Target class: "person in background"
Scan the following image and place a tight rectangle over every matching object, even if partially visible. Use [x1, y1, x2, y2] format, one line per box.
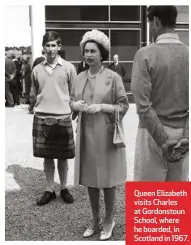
[109, 54, 126, 80]
[29, 50, 46, 113]
[13, 54, 22, 105]
[31, 31, 76, 206]
[77, 56, 89, 74]
[21, 55, 31, 104]
[58, 46, 66, 59]
[5, 51, 16, 107]
[131, 6, 189, 181]
[32, 50, 46, 69]
[70, 29, 128, 240]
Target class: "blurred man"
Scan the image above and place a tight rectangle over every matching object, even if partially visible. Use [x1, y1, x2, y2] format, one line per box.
[77, 56, 89, 74]
[13, 54, 22, 105]
[109, 54, 126, 79]
[5, 51, 16, 107]
[21, 55, 31, 104]
[32, 50, 46, 69]
[131, 6, 189, 181]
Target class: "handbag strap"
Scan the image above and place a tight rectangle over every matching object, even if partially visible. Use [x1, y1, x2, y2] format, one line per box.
[107, 69, 116, 104]
[115, 109, 120, 123]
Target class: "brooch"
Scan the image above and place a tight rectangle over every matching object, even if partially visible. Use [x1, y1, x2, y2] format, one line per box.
[105, 76, 112, 86]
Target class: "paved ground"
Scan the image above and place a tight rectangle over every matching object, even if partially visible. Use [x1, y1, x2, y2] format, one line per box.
[5, 104, 138, 241]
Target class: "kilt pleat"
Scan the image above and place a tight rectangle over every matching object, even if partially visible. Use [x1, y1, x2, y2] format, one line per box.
[32, 115, 75, 159]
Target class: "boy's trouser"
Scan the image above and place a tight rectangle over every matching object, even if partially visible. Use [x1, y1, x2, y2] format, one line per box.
[134, 126, 189, 181]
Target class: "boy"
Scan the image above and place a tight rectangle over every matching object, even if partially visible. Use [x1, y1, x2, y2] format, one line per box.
[31, 31, 77, 205]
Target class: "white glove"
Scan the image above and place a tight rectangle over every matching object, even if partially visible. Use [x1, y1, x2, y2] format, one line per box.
[73, 100, 88, 112]
[101, 104, 115, 114]
[86, 104, 102, 114]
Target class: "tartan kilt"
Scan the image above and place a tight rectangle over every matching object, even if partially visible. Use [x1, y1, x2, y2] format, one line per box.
[32, 115, 75, 159]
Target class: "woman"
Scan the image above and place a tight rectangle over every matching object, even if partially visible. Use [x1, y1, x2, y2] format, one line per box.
[70, 29, 128, 240]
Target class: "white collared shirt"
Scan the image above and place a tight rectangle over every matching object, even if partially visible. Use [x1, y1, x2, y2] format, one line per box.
[156, 33, 182, 44]
[43, 55, 63, 74]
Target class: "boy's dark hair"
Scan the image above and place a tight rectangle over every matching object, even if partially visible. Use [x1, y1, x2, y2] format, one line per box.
[42, 31, 62, 46]
[83, 40, 109, 61]
[147, 6, 177, 28]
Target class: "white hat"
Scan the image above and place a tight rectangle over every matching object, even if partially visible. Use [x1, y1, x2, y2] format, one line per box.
[80, 29, 110, 53]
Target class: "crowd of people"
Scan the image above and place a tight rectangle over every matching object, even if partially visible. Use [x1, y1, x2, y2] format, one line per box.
[5, 46, 126, 114]
[5, 51, 32, 107]
[5, 6, 189, 241]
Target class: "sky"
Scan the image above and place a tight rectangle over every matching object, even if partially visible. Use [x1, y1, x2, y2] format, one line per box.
[4, 5, 31, 47]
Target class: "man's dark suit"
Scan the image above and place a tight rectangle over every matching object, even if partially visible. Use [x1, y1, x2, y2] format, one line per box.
[77, 61, 89, 74]
[32, 56, 46, 69]
[13, 59, 22, 104]
[5, 57, 16, 106]
[109, 62, 126, 79]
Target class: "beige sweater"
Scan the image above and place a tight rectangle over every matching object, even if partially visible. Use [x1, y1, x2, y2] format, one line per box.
[131, 33, 189, 146]
[31, 58, 77, 117]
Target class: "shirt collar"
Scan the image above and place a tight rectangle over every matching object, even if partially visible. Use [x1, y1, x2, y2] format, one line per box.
[43, 55, 63, 67]
[156, 33, 182, 44]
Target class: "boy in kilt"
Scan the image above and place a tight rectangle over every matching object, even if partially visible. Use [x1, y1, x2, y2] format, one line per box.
[31, 31, 77, 205]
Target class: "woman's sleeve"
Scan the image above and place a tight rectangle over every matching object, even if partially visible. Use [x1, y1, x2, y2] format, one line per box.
[102, 73, 129, 118]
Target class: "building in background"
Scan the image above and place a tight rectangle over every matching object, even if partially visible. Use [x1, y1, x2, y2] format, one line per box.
[30, 5, 189, 97]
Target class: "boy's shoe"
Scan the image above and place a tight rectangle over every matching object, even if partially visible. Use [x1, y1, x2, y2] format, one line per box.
[36, 191, 56, 206]
[60, 188, 74, 203]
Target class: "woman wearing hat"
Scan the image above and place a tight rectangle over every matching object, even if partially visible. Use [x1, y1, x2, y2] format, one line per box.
[70, 29, 128, 240]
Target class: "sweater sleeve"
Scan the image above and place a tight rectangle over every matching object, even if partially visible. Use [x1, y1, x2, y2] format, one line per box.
[68, 64, 77, 94]
[30, 69, 39, 99]
[69, 75, 77, 109]
[131, 49, 168, 146]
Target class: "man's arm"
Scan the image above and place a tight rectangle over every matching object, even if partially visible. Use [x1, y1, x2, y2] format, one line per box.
[5, 71, 10, 78]
[168, 115, 189, 161]
[131, 49, 168, 147]
[182, 115, 189, 139]
[11, 62, 17, 79]
[121, 64, 126, 78]
[108, 63, 114, 71]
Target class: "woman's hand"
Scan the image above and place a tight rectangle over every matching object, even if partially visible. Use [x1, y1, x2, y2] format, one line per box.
[86, 104, 102, 114]
[73, 100, 88, 112]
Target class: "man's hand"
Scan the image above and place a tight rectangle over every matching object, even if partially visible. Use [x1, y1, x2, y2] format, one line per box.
[86, 104, 102, 114]
[161, 139, 177, 160]
[168, 138, 189, 162]
[10, 74, 14, 80]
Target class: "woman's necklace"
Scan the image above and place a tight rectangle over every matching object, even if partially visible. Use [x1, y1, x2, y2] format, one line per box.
[88, 66, 103, 79]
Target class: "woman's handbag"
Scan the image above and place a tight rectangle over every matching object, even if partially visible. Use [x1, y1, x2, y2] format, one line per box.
[113, 109, 126, 148]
